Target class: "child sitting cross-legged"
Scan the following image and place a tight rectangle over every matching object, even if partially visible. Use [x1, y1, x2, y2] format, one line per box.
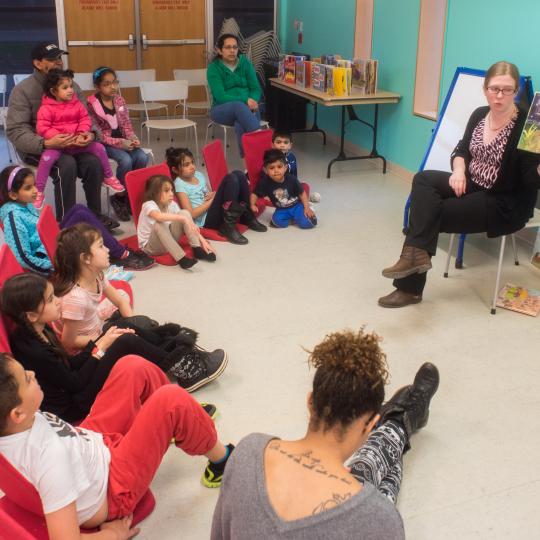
[250, 149, 317, 229]
[0, 352, 234, 539]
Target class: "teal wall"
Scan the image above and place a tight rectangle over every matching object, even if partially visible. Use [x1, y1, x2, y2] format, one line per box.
[278, 0, 540, 173]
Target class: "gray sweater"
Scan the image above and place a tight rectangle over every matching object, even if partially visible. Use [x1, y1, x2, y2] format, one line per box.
[211, 433, 405, 540]
[6, 70, 92, 160]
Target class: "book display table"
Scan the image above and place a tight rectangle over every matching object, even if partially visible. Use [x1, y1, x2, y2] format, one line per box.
[269, 78, 401, 178]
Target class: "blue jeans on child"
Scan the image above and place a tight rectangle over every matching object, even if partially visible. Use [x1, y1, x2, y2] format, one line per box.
[105, 147, 149, 184]
[210, 101, 261, 158]
[272, 203, 317, 229]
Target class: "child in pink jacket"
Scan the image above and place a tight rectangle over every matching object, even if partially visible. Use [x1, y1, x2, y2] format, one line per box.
[34, 69, 124, 210]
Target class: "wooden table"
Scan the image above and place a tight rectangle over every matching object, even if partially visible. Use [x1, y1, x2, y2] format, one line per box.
[269, 78, 401, 178]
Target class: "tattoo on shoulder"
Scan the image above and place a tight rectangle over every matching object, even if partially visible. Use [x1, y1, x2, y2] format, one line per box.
[268, 441, 352, 485]
[312, 492, 353, 515]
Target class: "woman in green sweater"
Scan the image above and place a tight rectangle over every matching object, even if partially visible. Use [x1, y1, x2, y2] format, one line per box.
[207, 34, 262, 157]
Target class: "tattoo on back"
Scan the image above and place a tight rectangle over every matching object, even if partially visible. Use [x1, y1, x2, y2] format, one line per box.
[312, 492, 353, 515]
[268, 441, 352, 485]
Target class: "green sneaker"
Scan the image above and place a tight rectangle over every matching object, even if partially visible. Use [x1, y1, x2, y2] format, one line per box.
[201, 443, 235, 488]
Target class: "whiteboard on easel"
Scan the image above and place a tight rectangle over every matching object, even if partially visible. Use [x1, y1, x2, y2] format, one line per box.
[420, 67, 532, 173]
[422, 68, 487, 173]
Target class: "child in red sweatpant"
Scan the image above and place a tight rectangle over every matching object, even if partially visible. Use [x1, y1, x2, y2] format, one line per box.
[0, 353, 234, 539]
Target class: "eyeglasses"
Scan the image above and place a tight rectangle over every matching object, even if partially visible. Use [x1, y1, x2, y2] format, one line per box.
[222, 45, 238, 50]
[486, 86, 516, 96]
[101, 80, 120, 87]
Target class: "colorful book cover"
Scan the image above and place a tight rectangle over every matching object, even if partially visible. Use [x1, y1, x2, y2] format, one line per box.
[352, 59, 378, 94]
[325, 65, 335, 95]
[496, 283, 540, 316]
[278, 59, 285, 81]
[303, 61, 312, 88]
[336, 59, 352, 68]
[311, 63, 326, 92]
[284, 56, 297, 84]
[345, 67, 352, 95]
[296, 60, 306, 88]
[321, 54, 337, 66]
[365, 59, 378, 94]
[517, 92, 540, 154]
[333, 67, 347, 97]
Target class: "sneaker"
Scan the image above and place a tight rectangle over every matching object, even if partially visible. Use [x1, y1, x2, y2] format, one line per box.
[202, 443, 235, 488]
[110, 194, 131, 222]
[170, 348, 228, 392]
[378, 362, 440, 450]
[110, 250, 155, 271]
[103, 176, 125, 193]
[192, 246, 217, 262]
[200, 402, 218, 420]
[33, 191, 45, 211]
[178, 256, 198, 270]
[97, 213, 120, 231]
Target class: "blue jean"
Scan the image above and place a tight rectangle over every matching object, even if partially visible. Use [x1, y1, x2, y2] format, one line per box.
[210, 101, 261, 157]
[105, 146, 149, 184]
[272, 202, 317, 229]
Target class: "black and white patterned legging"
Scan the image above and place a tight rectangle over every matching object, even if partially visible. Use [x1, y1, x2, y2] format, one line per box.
[346, 420, 406, 504]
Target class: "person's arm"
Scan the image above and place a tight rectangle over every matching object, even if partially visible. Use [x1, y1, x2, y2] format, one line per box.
[2, 210, 53, 273]
[103, 283, 133, 317]
[61, 319, 99, 351]
[74, 80, 100, 141]
[249, 192, 260, 214]
[76, 102, 93, 133]
[45, 503, 139, 540]
[116, 96, 137, 141]
[245, 59, 262, 102]
[176, 191, 212, 219]
[299, 190, 315, 218]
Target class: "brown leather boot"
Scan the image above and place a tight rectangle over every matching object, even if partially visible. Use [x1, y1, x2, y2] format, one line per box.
[378, 289, 422, 308]
[382, 245, 432, 279]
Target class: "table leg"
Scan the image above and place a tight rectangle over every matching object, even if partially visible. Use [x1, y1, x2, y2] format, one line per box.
[289, 102, 327, 144]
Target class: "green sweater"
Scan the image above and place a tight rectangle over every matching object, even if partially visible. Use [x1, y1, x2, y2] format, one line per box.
[207, 55, 262, 106]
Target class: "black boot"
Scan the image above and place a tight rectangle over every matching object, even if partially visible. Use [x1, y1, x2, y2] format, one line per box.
[219, 201, 248, 245]
[378, 362, 440, 451]
[240, 206, 267, 232]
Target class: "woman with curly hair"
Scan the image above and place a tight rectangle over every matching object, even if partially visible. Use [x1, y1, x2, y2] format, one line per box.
[211, 329, 440, 539]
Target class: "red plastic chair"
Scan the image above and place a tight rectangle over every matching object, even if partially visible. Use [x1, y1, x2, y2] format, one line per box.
[0, 452, 155, 539]
[124, 162, 194, 265]
[36, 205, 60, 262]
[0, 245, 25, 353]
[242, 130, 310, 209]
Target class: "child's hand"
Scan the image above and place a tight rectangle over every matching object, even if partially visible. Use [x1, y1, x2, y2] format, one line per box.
[100, 515, 140, 539]
[95, 325, 135, 353]
[204, 191, 215, 201]
[250, 204, 259, 215]
[304, 205, 315, 219]
[200, 236, 215, 254]
[121, 139, 134, 150]
[181, 217, 199, 237]
[130, 137, 141, 148]
[72, 132, 94, 147]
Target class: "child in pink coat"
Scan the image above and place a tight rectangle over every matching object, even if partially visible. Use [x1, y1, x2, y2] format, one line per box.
[34, 69, 124, 210]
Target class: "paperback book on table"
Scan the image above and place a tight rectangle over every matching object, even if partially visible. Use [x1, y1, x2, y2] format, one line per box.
[352, 58, 378, 95]
[517, 92, 540, 154]
[496, 283, 540, 316]
[311, 63, 327, 92]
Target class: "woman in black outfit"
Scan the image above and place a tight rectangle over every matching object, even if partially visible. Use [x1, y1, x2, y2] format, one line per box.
[379, 61, 540, 308]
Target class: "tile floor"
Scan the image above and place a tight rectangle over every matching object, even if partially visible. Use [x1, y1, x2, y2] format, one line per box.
[2, 124, 540, 539]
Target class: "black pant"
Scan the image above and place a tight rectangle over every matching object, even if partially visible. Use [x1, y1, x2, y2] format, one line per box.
[204, 170, 250, 229]
[71, 333, 167, 420]
[27, 152, 103, 221]
[396, 170, 489, 295]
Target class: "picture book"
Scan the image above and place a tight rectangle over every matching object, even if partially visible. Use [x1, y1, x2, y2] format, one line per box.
[496, 283, 540, 316]
[283, 55, 297, 84]
[333, 67, 347, 97]
[336, 59, 352, 68]
[517, 92, 540, 154]
[352, 58, 378, 95]
[311, 63, 326, 92]
[321, 54, 337, 66]
[278, 59, 285, 81]
[296, 59, 305, 87]
[303, 61, 312, 88]
[325, 65, 335, 95]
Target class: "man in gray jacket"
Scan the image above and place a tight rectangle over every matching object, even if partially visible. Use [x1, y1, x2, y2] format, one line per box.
[6, 42, 117, 228]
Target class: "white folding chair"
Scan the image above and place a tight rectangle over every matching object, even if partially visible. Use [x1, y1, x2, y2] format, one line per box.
[444, 209, 540, 314]
[172, 69, 210, 117]
[73, 72, 95, 92]
[139, 80, 198, 158]
[204, 119, 269, 159]
[13, 74, 31, 85]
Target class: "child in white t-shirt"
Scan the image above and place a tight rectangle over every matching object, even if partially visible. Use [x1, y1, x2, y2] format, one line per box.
[137, 174, 216, 269]
[0, 352, 234, 538]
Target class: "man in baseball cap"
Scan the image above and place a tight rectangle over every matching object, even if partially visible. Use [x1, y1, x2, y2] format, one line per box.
[31, 42, 69, 61]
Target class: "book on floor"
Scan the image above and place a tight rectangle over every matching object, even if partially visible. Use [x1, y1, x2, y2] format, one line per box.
[517, 92, 540, 154]
[496, 283, 540, 316]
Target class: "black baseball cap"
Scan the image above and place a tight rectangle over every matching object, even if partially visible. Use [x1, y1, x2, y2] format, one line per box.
[31, 43, 68, 61]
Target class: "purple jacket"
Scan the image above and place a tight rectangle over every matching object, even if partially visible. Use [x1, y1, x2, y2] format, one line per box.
[87, 94, 136, 149]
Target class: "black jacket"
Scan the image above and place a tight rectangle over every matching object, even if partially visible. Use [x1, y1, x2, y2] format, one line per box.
[452, 106, 540, 237]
